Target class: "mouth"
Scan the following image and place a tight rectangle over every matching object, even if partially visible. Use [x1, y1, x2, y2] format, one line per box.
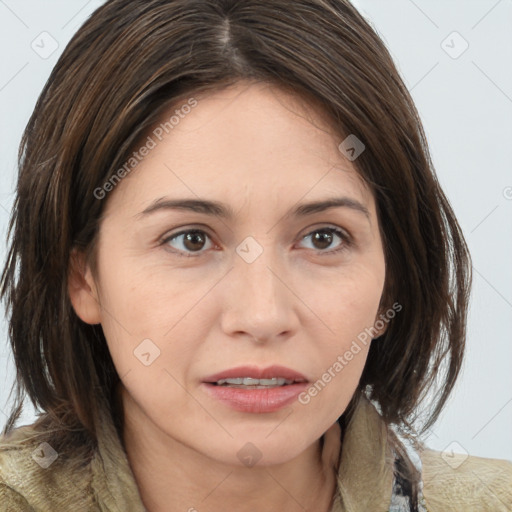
[211, 377, 304, 389]
[201, 365, 309, 413]
[202, 365, 309, 388]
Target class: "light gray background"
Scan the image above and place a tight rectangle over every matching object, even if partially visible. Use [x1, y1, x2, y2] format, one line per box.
[1, 0, 511, 461]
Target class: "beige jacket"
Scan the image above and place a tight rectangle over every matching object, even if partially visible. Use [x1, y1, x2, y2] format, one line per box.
[1, 395, 511, 511]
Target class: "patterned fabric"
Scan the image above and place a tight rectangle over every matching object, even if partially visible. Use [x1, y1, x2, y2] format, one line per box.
[389, 449, 428, 512]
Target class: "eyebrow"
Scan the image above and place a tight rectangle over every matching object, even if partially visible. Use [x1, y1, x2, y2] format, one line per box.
[135, 196, 370, 221]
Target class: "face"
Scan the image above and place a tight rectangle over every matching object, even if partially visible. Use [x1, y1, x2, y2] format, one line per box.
[69, 80, 386, 467]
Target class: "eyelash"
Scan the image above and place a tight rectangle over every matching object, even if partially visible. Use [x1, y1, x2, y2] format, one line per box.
[160, 226, 353, 258]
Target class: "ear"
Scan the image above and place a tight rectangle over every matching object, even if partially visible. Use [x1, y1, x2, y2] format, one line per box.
[372, 308, 390, 339]
[68, 248, 102, 325]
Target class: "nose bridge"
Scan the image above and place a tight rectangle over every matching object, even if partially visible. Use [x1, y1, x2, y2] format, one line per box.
[238, 244, 282, 311]
[222, 242, 295, 340]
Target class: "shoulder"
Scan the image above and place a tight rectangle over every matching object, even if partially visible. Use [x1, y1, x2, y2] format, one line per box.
[0, 423, 95, 510]
[419, 447, 512, 511]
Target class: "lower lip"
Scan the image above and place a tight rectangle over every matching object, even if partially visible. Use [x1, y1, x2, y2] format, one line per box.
[201, 382, 309, 413]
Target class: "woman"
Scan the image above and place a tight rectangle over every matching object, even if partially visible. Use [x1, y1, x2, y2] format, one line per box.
[0, 0, 511, 511]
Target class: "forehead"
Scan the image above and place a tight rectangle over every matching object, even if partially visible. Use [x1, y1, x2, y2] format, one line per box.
[103, 80, 373, 217]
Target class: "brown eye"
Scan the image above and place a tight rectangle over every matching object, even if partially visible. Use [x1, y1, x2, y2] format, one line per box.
[311, 230, 334, 250]
[163, 229, 213, 256]
[182, 231, 207, 251]
[299, 227, 349, 253]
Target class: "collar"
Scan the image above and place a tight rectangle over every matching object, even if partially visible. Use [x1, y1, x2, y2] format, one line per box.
[328, 395, 396, 511]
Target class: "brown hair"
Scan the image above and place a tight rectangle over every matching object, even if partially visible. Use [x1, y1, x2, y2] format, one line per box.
[1, 0, 471, 492]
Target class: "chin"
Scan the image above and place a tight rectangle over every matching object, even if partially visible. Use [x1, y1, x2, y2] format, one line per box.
[204, 433, 314, 469]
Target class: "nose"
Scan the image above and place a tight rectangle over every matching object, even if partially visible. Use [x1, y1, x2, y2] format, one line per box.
[220, 248, 298, 344]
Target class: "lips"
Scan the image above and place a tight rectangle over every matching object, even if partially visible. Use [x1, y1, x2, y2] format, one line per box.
[201, 365, 310, 413]
[202, 365, 309, 384]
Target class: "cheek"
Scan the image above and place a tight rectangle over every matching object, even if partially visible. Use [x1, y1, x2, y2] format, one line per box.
[306, 263, 384, 393]
[300, 282, 379, 419]
[95, 252, 183, 335]
[316, 262, 385, 336]
[94, 257, 210, 384]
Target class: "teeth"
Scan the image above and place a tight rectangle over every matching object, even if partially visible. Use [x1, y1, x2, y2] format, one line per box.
[216, 377, 293, 386]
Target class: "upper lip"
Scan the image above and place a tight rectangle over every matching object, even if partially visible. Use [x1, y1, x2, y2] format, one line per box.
[203, 365, 308, 383]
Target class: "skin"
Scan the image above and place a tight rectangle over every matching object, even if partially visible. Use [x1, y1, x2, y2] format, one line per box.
[68, 80, 387, 512]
